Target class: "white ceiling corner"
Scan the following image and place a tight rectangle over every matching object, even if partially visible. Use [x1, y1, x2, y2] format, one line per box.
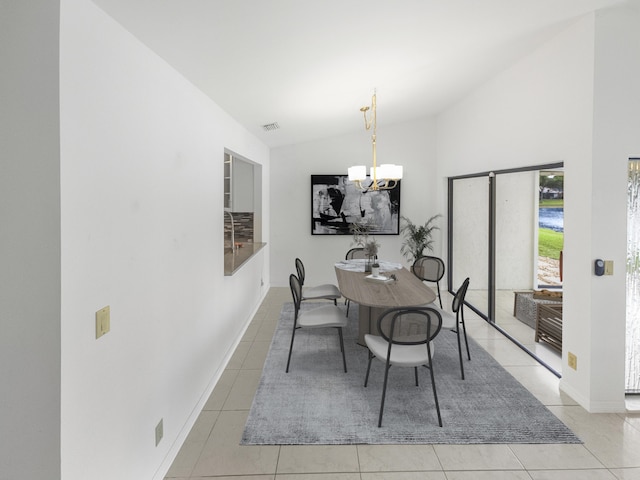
[91, 0, 627, 148]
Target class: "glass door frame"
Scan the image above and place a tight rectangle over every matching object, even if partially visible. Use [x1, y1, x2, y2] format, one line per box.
[447, 161, 564, 376]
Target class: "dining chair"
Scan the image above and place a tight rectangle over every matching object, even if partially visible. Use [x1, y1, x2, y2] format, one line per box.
[436, 277, 471, 380]
[345, 247, 366, 260]
[286, 273, 348, 373]
[294, 257, 341, 305]
[344, 247, 366, 316]
[364, 306, 443, 427]
[412, 256, 446, 308]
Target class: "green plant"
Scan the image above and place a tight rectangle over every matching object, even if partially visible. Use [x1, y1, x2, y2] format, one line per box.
[350, 220, 379, 257]
[400, 215, 441, 264]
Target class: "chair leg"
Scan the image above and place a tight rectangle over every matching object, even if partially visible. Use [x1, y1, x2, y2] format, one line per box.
[436, 282, 443, 309]
[338, 327, 347, 373]
[455, 317, 465, 380]
[286, 328, 297, 373]
[461, 309, 471, 361]
[364, 351, 373, 387]
[378, 361, 392, 427]
[427, 362, 443, 427]
[346, 299, 351, 317]
[414, 366, 419, 386]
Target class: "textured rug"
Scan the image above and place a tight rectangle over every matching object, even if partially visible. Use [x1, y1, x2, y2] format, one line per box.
[241, 302, 580, 445]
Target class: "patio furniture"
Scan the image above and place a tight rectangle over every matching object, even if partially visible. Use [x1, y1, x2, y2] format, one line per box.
[535, 303, 563, 352]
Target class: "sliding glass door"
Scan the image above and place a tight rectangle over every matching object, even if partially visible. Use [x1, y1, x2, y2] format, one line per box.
[448, 163, 564, 375]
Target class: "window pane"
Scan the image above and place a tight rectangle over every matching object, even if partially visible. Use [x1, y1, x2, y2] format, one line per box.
[627, 159, 640, 393]
[451, 176, 489, 318]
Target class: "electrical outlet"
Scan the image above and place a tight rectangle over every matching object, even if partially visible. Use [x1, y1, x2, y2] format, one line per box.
[95, 306, 110, 339]
[155, 419, 163, 446]
[568, 352, 577, 370]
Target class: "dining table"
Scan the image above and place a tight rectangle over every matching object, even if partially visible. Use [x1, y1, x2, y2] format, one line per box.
[334, 259, 437, 345]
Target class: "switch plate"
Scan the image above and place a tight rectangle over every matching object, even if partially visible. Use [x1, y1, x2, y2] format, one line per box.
[604, 260, 614, 275]
[568, 352, 577, 370]
[96, 306, 110, 339]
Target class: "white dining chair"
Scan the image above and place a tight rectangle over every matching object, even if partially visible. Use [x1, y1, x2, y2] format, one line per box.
[295, 257, 342, 304]
[286, 273, 348, 373]
[432, 277, 471, 379]
[412, 255, 446, 308]
[364, 306, 444, 427]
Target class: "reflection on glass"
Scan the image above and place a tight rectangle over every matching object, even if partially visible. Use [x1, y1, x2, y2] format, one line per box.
[496, 171, 537, 292]
[452, 177, 489, 317]
[494, 171, 537, 331]
[627, 160, 640, 392]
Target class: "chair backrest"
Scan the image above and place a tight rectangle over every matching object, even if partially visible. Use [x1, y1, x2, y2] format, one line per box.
[294, 258, 306, 286]
[452, 277, 470, 314]
[345, 247, 366, 260]
[376, 307, 443, 348]
[289, 273, 302, 320]
[412, 256, 445, 283]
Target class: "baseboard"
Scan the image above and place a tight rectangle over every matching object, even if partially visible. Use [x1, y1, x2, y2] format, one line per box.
[559, 379, 627, 413]
[153, 287, 269, 480]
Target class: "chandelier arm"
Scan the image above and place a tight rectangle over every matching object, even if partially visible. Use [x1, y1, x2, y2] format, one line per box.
[371, 92, 378, 187]
[349, 91, 401, 192]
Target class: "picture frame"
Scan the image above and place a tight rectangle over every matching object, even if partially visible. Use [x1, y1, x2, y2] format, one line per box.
[311, 174, 401, 235]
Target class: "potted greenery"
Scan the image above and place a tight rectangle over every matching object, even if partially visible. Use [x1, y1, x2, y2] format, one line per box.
[400, 215, 441, 266]
[350, 220, 380, 272]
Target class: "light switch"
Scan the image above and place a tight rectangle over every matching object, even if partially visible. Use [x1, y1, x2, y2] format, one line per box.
[96, 306, 110, 339]
[604, 261, 614, 275]
[568, 352, 577, 370]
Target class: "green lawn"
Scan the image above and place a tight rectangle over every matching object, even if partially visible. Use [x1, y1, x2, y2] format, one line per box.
[540, 199, 564, 207]
[539, 228, 563, 260]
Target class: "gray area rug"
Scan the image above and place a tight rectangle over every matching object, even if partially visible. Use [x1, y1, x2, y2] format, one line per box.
[241, 302, 580, 445]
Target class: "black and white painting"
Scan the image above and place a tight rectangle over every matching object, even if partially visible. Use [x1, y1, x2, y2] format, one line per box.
[311, 174, 401, 235]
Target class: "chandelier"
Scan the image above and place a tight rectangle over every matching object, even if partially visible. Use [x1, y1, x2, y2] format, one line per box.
[348, 91, 403, 190]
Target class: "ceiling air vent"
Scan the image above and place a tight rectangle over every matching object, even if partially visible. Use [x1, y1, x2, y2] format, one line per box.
[262, 122, 280, 132]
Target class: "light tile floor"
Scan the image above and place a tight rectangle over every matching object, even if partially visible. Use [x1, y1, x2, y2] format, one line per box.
[165, 287, 640, 480]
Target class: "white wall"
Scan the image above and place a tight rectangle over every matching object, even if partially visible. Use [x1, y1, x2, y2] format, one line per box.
[439, 13, 596, 404]
[585, 4, 640, 410]
[0, 2, 62, 479]
[436, 18, 598, 315]
[58, 0, 270, 478]
[437, 8, 640, 411]
[270, 118, 439, 287]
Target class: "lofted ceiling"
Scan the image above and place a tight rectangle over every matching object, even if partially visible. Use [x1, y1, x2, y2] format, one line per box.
[91, 0, 628, 148]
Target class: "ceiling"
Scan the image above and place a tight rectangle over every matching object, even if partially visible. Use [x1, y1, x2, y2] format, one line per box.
[91, 0, 629, 148]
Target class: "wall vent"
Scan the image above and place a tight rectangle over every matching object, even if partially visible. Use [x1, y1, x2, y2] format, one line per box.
[262, 122, 280, 131]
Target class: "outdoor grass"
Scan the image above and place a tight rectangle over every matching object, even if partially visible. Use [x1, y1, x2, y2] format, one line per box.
[540, 199, 564, 207]
[539, 228, 564, 260]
